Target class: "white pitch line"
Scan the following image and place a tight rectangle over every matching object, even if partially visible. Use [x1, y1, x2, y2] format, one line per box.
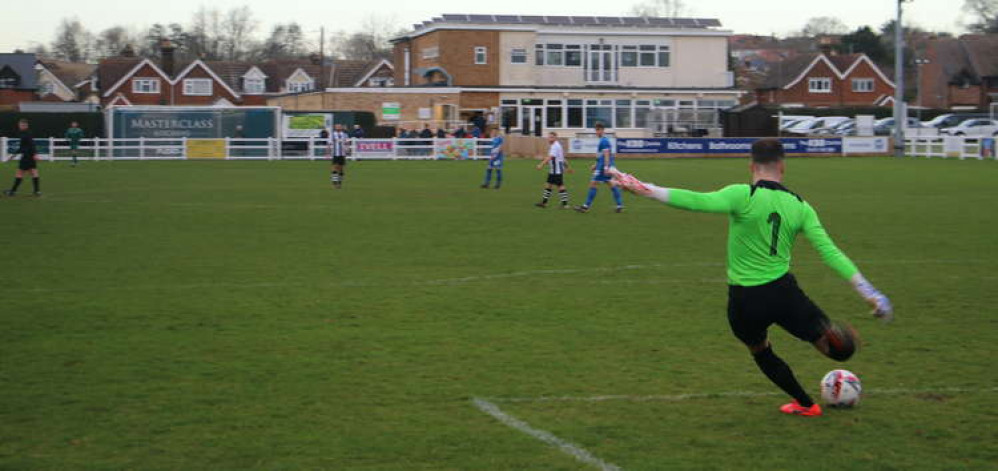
[485, 386, 998, 404]
[0, 259, 987, 294]
[472, 398, 622, 471]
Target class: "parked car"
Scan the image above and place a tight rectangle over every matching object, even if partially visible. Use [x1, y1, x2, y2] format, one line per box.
[939, 119, 998, 136]
[922, 113, 989, 129]
[785, 117, 850, 136]
[832, 120, 857, 136]
[873, 117, 923, 136]
[779, 115, 814, 130]
[814, 119, 855, 136]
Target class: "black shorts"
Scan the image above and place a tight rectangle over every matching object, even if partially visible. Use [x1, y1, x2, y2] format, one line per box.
[18, 157, 37, 171]
[546, 174, 564, 186]
[727, 273, 830, 346]
[332, 156, 347, 166]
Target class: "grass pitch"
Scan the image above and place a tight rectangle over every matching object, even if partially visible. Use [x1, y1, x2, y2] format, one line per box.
[0, 157, 996, 470]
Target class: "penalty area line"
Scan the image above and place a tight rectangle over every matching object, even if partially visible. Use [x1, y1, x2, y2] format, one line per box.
[472, 398, 622, 471]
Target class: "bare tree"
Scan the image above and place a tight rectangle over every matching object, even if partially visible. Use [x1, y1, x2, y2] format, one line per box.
[629, 0, 689, 18]
[964, 0, 998, 32]
[51, 18, 95, 62]
[799, 17, 850, 37]
[329, 14, 404, 60]
[221, 6, 258, 61]
[259, 23, 308, 59]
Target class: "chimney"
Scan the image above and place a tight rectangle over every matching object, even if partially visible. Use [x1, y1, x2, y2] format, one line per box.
[818, 37, 836, 56]
[160, 38, 176, 77]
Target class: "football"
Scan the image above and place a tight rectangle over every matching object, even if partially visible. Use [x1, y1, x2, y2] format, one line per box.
[821, 369, 863, 408]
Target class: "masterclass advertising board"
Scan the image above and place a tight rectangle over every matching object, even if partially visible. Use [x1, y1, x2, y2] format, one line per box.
[111, 108, 278, 139]
[615, 138, 844, 155]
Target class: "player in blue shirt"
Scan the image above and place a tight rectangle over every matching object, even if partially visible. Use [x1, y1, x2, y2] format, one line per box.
[575, 122, 624, 213]
[481, 128, 504, 190]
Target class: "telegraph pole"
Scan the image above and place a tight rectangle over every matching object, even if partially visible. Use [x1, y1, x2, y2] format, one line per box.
[892, 0, 907, 157]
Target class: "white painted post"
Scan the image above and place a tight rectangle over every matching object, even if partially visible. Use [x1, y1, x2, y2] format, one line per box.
[0, 137, 6, 162]
[139, 137, 146, 160]
[309, 136, 315, 161]
[49, 137, 55, 162]
[225, 137, 231, 160]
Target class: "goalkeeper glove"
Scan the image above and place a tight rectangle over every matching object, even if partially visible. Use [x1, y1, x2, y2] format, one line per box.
[851, 274, 894, 323]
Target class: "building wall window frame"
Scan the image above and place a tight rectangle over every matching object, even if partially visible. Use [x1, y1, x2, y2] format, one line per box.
[183, 78, 213, 96]
[852, 78, 874, 93]
[808, 77, 833, 93]
[244, 77, 265, 94]
[132, 78, 161, 94]
[474, 46, 488, 65]
[510, 48, 528, 64]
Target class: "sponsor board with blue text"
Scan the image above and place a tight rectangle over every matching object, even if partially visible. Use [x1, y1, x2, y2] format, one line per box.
[616, 138, 843, 155]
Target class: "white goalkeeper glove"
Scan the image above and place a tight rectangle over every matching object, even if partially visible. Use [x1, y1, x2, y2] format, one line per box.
[851, 274, 894, 324]
[610, 170, 670, 201]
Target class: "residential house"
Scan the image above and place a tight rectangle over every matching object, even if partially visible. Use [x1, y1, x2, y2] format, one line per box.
[755, 51, 895, 108]
[97, 40, 392, 107]
[36, 60, 98, 103]
[0, 53, 39, 108]
[919, 35, 998, 110]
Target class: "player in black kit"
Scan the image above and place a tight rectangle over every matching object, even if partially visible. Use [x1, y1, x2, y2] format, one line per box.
[4, 119, 42, 197]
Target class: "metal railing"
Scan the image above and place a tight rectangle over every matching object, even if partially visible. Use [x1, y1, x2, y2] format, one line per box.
[0, 137, 495, 161]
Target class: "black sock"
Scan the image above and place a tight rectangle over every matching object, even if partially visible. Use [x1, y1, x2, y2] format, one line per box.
[11, 177, 22, 192]
[753, 346, 814, 407]
[559, 190, 569, 206]
[32, 177, 40, 192]
[542, 189, 552, 203]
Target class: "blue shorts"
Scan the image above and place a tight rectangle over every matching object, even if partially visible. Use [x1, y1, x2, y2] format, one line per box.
[591, 170, 612, 183]
[489, 157, 505, 169]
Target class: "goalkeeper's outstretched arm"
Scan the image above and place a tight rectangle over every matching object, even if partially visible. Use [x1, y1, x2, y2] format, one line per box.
[611, 170, 738, 214]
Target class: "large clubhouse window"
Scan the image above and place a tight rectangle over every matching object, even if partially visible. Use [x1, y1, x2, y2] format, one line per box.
[510, 48, 528, 64]
[535, 44, 583, 67]
[132, 78, 160, 94]
[619, 45, 671, 68]
[852, 78, 874, 92]
[565, 45, 582, 66]
[809, 77, 832, 93]
[501, 97, 732, 131]
[546, 44, 564, 66]
[183, 78, 213, 96]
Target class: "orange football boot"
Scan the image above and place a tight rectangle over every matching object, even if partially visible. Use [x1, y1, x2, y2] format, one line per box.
[780, 401, 823, 417]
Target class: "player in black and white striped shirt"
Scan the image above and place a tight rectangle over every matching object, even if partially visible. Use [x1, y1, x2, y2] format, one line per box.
[535, 132, 572, 208]
[329, 124, 350, 189]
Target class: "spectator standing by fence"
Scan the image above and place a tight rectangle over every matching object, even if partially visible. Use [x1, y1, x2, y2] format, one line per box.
[352, 125, 365, 139]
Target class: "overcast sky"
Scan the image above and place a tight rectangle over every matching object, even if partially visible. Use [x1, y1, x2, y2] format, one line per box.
[1, 0, 967, 52]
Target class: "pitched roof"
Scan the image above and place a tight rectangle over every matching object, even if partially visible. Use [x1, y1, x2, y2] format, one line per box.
[758, 53, 892, 90]
[97, 57, 144, 93]
[960, 35, 998, 78]
[0, 53, 38, 89]
[38, 60, 96, 89]
[759, 54, 819, 89]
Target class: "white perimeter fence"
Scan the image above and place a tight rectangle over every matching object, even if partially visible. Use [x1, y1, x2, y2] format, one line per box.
[1, 136, 994, 161]
[905, 136, 995, 160]
[0, 138, 494, 161]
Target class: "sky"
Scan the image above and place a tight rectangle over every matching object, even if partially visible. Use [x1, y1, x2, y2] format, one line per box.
[0, 0, 969, 52]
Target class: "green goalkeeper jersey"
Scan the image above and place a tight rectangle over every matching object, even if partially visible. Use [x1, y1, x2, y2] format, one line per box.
[65, 127, 84, 148]
[667, 180, 859, 287]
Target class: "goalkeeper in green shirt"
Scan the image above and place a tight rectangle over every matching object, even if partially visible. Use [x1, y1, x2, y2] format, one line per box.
[612, 139, 893, 417]
[64, 121, 84, 166]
